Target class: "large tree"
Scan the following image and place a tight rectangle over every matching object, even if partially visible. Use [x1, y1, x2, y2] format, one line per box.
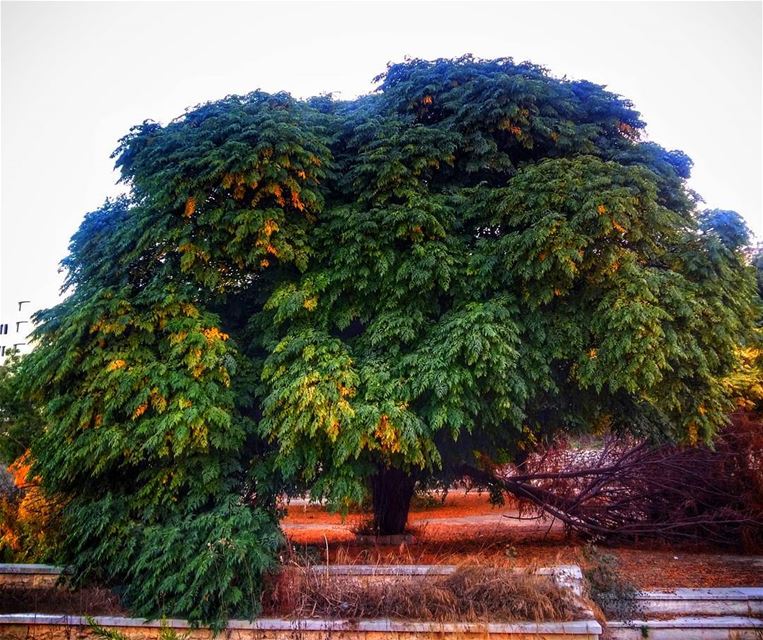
[17, 56, 758, 623]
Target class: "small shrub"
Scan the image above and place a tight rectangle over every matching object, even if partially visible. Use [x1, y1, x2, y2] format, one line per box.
[581, 544, 642, 622]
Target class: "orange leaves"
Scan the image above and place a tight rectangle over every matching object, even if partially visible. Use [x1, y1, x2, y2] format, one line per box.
[612, 220, 626, 234]
[9, 452, 31, 488]
[498, 118, 522, 136]
[597, 204, 607, 215]
[338, 384, 354, 398]
[618, 121, 637, 139]
[266, 244, 279, 256]
[202, 327, 229, 343]
[260, 259, 270, 268]
[421, 95, 433, 105]
[184, 197, 196, 218]
[1, 451, 58, 561]
[271, 184, 286, 207]
[263, 218, 280, 237]
[291, 190, 306, 212]
[107, 359, 126, 372]
[132, 404, 148, 419]
[588, 348, 598, 359]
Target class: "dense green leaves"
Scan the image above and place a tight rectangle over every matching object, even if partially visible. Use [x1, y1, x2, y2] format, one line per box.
[14, 55, 759, 625]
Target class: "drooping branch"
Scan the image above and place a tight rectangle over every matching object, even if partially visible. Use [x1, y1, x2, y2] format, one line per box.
[461, 413, 763, 545]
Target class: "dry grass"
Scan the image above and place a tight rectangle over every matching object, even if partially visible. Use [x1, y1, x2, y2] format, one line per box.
[0, 584, 125, 616]
[264, 565, 583, 622]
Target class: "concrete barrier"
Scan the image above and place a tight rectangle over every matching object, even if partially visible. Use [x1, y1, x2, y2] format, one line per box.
[608, 615, 763, 639]
[0, 614, 603, 639]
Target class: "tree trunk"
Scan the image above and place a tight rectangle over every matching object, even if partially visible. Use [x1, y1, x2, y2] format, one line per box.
[370, 466, 416, 535]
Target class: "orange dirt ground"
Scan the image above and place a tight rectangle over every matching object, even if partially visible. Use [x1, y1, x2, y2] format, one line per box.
[282, 490, 763, 589]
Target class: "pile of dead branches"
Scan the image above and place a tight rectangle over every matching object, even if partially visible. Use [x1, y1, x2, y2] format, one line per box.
[463, 412, 763, 547]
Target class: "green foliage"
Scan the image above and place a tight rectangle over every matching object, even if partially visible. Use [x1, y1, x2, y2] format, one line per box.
[699, 208, 752, 251]
[16, 55, 760, 625]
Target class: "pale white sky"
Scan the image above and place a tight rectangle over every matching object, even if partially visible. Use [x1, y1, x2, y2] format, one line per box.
[1, 1, 762, 328]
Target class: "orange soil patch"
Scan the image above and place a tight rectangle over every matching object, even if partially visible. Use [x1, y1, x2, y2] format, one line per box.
[282, 491, 763, 589]
[283, 490, 502, 525]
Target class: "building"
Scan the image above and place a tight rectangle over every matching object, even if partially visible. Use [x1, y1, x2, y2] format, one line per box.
[0, 300, 33, 361]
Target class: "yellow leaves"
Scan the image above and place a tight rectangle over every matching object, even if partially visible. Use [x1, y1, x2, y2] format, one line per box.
[687, 421, 699, 446]
[698, 405, 706, 416]
[588, 348, 598, 359]
[597, 204, 607, 215]
[150, 389, 167, 413]
[169, 331, 188, 346]
[327, 420, 340, 440]
[263, 218, 280, 237]
[549, 131, 559, 143]
[184, 197, 196, 218]
[303, 296, 318, 311]
[612, 220, 626, 234]
[374, 414, 401, 453]
[132, 404, 148, 419]
[107, 359, 126, 372]
[182, 303, 199, 318]
[192, 420, 209, 450]
[178, 397, 193, 409]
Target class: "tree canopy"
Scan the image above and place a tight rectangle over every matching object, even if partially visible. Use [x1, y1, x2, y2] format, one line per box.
[14, 55, 759, 626]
